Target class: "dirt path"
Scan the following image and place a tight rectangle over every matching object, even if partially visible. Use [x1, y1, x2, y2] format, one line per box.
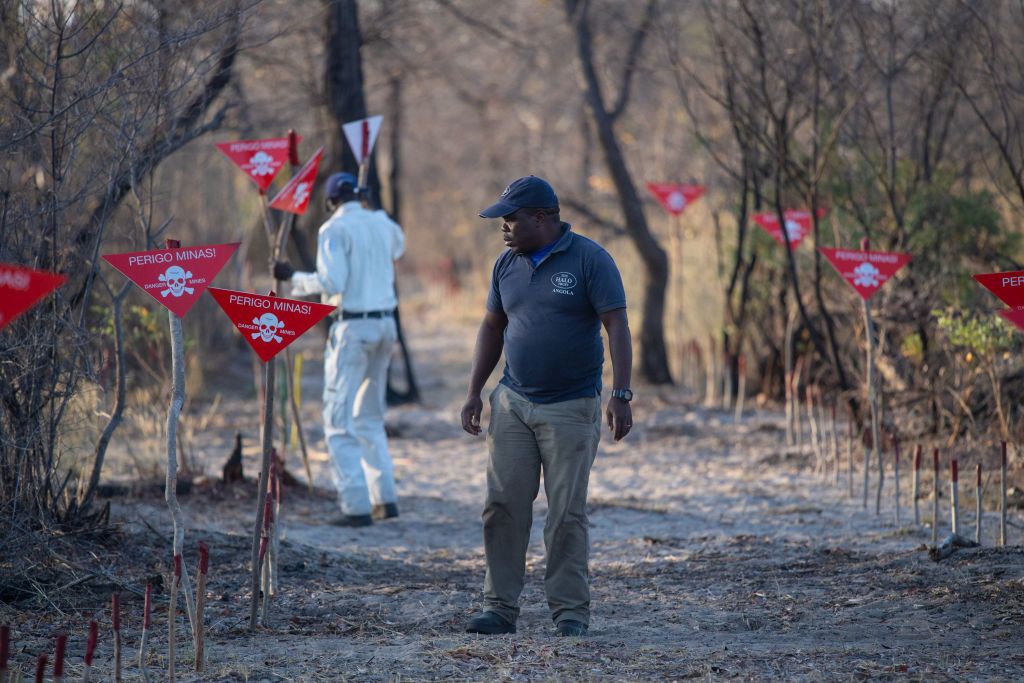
[5, 317, 1024, 681]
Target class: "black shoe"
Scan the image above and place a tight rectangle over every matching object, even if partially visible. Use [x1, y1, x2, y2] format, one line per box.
[465, 611, 516, 635]
[372, 502, 399, 520]
[555, 620, 588, 637]
[331, 514, 373, 528]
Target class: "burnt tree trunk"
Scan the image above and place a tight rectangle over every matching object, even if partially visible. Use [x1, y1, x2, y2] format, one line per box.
[324, 0, 418, 404]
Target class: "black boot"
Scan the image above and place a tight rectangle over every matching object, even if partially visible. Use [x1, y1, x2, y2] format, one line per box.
[466, 611, 516, 635]
[372, 502, 399, 520]
[331, 514, 373, 528]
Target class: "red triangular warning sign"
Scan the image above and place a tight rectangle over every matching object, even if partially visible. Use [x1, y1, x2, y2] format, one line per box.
[0, 263, 66, 332]
[269, 147, 324, 215]
[215, 136, 301, 192]
[102, 243, 239, 318]
[646, 183, 705, 216]
[342, 115, 382, 164]
[973, 271, 1024, 310]
[998, 308, 1024, 333]
[751, 208, 826, 250]
[208, 288, 336, 362]
[819, 247, 911, 301]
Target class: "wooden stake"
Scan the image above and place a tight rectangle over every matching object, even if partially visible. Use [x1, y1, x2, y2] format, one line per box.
[893, 434, 901, 526]
[163, 240, 200, 657]
[950, 458, 960, 537]
[249, 295, 277, 631]
[975, 463, 983, 545]
[860, 237, 883, 516]
[52, 634, 65, 683]
[111, 593, 121, 683]
[83, 620, 98, 682]
[807, 385, 822, 475]
[784, 303, 798, 446]
[912, 445, 921, 526]
[1001, 441, 1008, 547]
[705, 334, 718, 407]
[847, 415, 854, 497]
[932, 448, 940, 546]
[138, 583, 151, 683]
[831, 402, 840, 487]
[793, 355, 805, 447]
[733, 353, 746, 422]
[863, 428, 871, 510]
[260, 490, 274, 624]
[195, 542, 208, 673]
[169, 554, 181, 683]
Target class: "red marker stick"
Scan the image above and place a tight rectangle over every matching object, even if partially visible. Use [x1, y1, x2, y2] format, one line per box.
[976, 463, 983, 544]
[84, 620, 99, 681]
[950, 458, 960, 536]
[34, 654, 47, 683]
[143, 583, 152, 629]
[1001, 442, 1008, 547]
[287, 129, 300, 167]
[86, 619, 98, 660]
[1, 624, 10, 679]
[932, 449, 940, 545]
[53, 632, 66, 682]
[912, 445, 922, 526]
[112, 592, 122, 683]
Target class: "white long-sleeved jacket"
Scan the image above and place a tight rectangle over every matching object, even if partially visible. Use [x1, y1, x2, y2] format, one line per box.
[289, 201, 405, 312]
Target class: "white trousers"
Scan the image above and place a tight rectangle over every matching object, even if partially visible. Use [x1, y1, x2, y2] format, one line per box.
[322, 317, 398, 516]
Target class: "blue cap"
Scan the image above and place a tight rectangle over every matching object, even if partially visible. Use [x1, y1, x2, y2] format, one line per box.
[324, 172, 359, 201]
[479, 176, 559, 218]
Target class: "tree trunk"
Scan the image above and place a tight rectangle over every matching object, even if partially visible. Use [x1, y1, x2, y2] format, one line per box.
[324, 0, 380, 196]
[566, 0, 671, 384]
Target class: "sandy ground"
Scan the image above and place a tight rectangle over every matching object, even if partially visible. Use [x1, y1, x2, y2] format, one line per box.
[3, 313, 1024, 681]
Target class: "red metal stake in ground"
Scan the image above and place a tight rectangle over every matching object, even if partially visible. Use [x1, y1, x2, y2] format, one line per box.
[215, 135, 302, 194]
[101, 243, 239, 318]
[0, 263, 66, 332]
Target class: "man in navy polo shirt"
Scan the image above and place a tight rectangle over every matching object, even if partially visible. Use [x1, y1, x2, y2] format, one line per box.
[460, 176, 633, 637]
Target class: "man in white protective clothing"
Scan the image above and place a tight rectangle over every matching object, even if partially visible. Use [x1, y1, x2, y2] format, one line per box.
[273, 172, 405, 527]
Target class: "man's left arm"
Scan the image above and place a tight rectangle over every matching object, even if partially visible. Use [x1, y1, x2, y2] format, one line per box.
[600, 308, 632, 441]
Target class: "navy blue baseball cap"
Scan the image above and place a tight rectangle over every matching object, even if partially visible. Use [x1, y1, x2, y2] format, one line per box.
[479, 175, 559, 218]
[324, 172, 359, 201]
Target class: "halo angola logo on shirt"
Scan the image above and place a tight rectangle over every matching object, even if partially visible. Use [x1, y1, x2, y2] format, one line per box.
[551, 271, 577, 295]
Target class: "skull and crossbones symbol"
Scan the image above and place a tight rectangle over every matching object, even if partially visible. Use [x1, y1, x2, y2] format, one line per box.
[159, 265, 194, 298]
[249, 151, 276, 176]
[292, 182, 311, 208]
[853, 262, 881, 288]
[251, 312, 285, 343]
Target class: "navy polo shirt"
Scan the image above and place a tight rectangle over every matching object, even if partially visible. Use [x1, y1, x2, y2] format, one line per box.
[487, 223, 626, 404]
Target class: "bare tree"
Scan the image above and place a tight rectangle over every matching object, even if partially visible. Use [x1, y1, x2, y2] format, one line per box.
[0, 0, 245, 527]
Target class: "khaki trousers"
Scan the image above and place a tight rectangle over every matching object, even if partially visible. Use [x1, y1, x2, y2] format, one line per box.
[482, 384, 601, 626]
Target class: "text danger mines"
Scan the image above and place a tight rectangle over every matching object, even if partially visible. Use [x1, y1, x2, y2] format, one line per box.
[228, 293, 314, 316]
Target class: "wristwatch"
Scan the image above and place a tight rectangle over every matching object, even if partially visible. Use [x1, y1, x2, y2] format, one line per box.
[611, 388, 633, 402]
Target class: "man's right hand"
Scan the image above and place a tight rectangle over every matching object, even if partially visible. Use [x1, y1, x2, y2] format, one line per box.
[273, 261, 295, 281]
[460, 394, 484, 436]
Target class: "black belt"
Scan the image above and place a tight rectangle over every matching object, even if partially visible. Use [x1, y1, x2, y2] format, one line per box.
[341, 309, 394, 320]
